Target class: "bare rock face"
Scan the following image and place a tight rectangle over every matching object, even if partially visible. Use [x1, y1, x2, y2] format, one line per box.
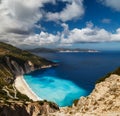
[26, 102, 59, 116]
[0, 42, 59, 116]
[3, 56, 38, 76]
[75, 74, 120, 115]
[0, 101, 59, 116]
[0, 103, 29, 116]
[51, 74, 120, 116]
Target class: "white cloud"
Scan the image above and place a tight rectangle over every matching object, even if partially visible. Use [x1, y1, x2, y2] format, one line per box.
[0, 0, 58, 34]
[98, 0, 120, 11]
[14, 23, 120, 48]
[0, 0, 84, 35]
[111, 28, 120, 41]
[60, 23, 111, 44]
[0, 0, 85, 47]
[61, 23, 69, 39]
[86, 21, 94, 28]
[18, 31, 60, 48]
[60, 23, 120, 45]
[46, 0, 84, 22]
[2, 21, 120, 48]
[101, 18, 111, 24]
[0, 0, 120, 48]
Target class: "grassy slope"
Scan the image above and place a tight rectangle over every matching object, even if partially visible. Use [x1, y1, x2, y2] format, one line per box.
[0, 42, 52, 66]
[0, 42, 53, 101]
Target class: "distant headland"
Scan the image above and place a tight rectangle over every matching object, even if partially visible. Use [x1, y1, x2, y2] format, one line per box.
[27, 47, 99, 53]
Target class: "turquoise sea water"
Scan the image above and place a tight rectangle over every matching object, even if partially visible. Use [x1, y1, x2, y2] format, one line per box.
[24, 51, 120, 107]
[24, 70, 87, 106]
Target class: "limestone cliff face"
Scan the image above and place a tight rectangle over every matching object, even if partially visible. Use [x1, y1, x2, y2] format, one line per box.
[0, 42, 59, 116]
[4, 56, 38, 76]
[0, 42, 56, 101]
[51, 74, 120, 116]
[0, 101, 59, 116]
[0, 42, 55, 84]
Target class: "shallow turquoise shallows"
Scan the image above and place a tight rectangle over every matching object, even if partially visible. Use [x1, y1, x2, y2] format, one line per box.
[24, 51, 120, 107]
[24, 68, 87, 107]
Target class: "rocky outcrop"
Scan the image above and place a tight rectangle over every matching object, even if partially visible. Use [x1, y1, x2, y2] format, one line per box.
[4, 56, 38, 76]
[50, 74, 120, 116]
[0, 42, 59, 116]
[26, 101, 59, 116]
[0, 101, 59, 116]
[0, 42, 55, 83]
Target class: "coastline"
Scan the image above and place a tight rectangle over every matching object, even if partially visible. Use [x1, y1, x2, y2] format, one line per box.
[15, 75, 42, 101]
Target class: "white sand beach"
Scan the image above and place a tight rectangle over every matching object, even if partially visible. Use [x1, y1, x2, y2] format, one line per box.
[15, 75, 42, 101]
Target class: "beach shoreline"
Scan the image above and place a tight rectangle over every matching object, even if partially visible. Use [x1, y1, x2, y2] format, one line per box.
[15, 75, 42, 101]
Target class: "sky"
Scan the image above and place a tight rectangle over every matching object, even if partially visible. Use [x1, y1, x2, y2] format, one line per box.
[0, 0, 120, 50]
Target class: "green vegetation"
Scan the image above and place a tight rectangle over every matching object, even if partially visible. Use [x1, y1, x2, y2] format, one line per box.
[17, 91, 31, 101]
[0, 42, 54, 103]
[96, 67, 120, 83]
[0, 42, 52, 67]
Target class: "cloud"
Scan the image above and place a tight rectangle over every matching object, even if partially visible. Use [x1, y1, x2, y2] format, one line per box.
[60, 22, 111, 44]
[0, 0, 85, 47]
[0, 0, 84, 35]
[61, 23, 69, 38]
[86, 21, 94, 28]
[1, 21, 120, 49]
[46, 0, 84, 22]
[60, 23, 120, 45]
[21, 31, 60, 48]
[98, 0, 120, 11]
[0, 0, 120, 49]
[101, 18, 111, 24]
[0, 0, 57, 34]
[111, 28, 120, 41]
[0, 0, 40, 34]
[15, 22, 120, 48]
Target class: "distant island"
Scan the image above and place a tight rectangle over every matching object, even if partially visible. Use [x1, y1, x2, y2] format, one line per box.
[28, 48, 99, 53]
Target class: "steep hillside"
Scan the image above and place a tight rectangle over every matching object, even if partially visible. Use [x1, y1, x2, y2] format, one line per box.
[0, 42, 59, 115]
[50, 72, 120, 116]
[0, 42, 55, 99]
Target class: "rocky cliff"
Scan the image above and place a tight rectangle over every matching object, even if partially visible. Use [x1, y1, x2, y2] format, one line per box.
[50, 74, 120, 116]
[0, 100, 59, 116]
[0, 42, 59, 116]
[1, 42, 120, 116]
[0, 42, 54, 77]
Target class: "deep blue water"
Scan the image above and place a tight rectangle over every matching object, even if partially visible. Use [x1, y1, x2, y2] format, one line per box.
[24, 51, 120, 107]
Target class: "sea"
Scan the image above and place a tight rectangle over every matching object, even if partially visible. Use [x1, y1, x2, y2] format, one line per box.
[24, 51, 120, 107]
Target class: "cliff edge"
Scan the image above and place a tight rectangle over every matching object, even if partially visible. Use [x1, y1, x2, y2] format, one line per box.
[1, 42, 120, 116]
[50, 74, 120, 116]
[0, 42, 59, 116]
